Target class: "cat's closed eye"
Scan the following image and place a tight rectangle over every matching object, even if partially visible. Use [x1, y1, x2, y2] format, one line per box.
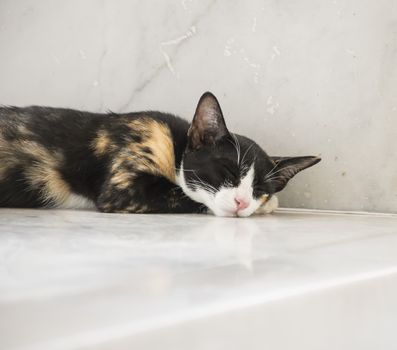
[220, 162, 240, 185]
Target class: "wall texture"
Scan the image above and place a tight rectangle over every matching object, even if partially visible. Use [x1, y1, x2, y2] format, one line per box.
[0, 0, 396, 213]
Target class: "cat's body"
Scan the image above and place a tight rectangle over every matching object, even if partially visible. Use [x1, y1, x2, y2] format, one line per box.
[0, 106, 203, 213]
[0, 92, 320, 217]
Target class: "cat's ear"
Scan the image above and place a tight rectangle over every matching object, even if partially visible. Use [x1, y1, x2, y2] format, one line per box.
[187, 92, 230, 150]
[267, 156, 321, 192]
[270, 156, 290, 164]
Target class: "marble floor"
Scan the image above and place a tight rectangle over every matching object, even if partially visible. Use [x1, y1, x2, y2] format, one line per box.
[1, 208, 397, 350]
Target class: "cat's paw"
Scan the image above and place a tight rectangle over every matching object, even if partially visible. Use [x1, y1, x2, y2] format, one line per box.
[255, 195, 279, 215]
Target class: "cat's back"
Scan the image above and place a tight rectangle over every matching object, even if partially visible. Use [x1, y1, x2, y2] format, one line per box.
[0, 105, 102, 144]
[0, 106, 189, 145]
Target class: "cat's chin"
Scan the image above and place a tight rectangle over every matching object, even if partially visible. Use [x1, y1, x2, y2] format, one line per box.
[207, 207, 256, 218]
[236, 210, 254, 218]
[206, 208, 237, 217]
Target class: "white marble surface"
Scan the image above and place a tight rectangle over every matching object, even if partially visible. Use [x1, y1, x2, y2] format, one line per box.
[0, 0, 396, 213]
[1, 208, 397, 349]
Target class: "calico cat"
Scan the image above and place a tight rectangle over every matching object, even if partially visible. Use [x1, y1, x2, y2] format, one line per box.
[0, 92, 320, 217]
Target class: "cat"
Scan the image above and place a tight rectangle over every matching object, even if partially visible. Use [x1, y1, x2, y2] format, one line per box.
[0, 92, 320, 217]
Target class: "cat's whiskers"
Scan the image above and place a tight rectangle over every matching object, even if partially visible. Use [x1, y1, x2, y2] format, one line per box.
[176, 165, 217, 194]
[240, 161, 250, 175]
[174, 167, 196, 172]
[264, 164, 298, 181]
[187, 183, 216, 196]
[263, 162, 280, 180]
[228, 133, 241, 166]
[191, 171, 218, 193]
[240, 142, 255, 171]
[263, 175, 285, 183]
[222, 179, 233, 188]
[187, 178, 217, 195]
[265, 168, 294, 179]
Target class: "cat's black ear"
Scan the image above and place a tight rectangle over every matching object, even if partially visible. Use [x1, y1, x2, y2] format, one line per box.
[267, 156, 321, 192]
[270, 156, 290, 164]
[187, 92, 230, 150]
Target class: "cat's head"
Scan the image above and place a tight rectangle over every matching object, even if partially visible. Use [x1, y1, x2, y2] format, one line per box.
[177, 92, 321, 217]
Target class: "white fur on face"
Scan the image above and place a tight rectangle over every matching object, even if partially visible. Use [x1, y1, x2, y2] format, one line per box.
[177, 163, 264, 217]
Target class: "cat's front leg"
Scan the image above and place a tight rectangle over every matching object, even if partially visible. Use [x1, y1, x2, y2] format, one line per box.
[96, 173, 205, 214]
[255, 195, 279, 215]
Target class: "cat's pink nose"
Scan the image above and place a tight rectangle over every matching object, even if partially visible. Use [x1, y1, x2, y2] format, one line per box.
[235, 197, 249, 211]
